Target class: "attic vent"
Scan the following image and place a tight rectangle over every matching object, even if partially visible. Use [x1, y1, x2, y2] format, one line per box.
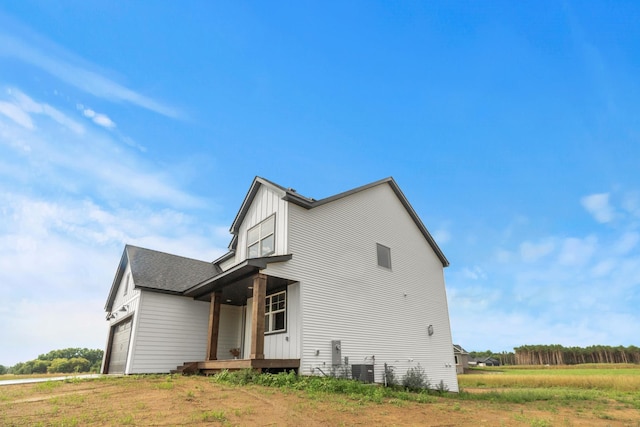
[376, 243, 391, 269]
[352, 364, 374, 383]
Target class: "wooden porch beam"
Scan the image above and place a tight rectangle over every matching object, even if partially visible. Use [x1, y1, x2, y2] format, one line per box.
[206, 291, 222, 360]
[250, 273, 267, 360]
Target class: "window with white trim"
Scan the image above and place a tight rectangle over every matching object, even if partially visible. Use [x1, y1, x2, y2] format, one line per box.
[377, 243, 391, 269]
[265, 290, 286, 333]
[123, 273, 130, 295]
[247, 215, 275, 258]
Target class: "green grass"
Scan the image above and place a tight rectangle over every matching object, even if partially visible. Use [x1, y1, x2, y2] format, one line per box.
[460, 364, 640, 391]
[210, 366, 640, 409]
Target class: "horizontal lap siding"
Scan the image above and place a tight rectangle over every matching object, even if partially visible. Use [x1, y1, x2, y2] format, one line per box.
[265, 184, 458, 391]
[129, 291, 209, 373]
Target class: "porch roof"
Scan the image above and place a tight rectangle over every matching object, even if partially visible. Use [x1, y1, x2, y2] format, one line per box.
[183, 254, 293, 301]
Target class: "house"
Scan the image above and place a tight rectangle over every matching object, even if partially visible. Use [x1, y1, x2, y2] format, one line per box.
[475, 356, 500, 367]
[453, 344, 469, 374]
[101, 176, 459, 392]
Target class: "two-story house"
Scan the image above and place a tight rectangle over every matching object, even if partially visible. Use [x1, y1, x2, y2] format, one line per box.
[101, 176, 458, 391]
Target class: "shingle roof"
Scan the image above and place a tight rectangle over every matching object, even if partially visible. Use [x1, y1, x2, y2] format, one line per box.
[105, 245, 219, 311]
[127, 245, 219, 293]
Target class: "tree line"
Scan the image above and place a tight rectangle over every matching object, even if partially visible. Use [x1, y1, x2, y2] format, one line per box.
[469, 345, 640, 366]
[1, 348, 104, 375]
[513, 344, 640, 365]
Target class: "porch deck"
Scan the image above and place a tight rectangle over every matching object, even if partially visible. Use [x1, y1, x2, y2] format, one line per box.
[175, 359, 300, 375]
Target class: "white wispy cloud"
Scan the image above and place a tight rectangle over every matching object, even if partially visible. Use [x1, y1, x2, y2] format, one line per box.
[0, 99, 33, 129]
[0, 19, 182, 119]
[0, 191, 228, 365]
[1, 88, 84, 134]
[448, 192, 640, 352]
[519, 239, 555, 262]
[0, 88, 202, 208]
[558, 236, 598, 266]
[80, 106, 116, 129]
[581, 193, 615, 223]
[0, 82, 222, 365]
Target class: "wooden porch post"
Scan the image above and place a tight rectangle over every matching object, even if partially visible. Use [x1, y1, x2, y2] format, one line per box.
[206, 291, 222, 361]
[250, 273, 267, 360]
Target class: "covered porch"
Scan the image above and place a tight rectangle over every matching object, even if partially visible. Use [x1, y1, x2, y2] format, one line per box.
[180, 255, 299, 374]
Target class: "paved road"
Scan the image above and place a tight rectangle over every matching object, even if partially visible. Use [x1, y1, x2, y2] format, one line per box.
[0, 374, 102, 386]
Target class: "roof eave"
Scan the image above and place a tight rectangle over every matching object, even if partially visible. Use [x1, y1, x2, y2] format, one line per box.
[104, 246, 130, 312]
[184, 254, 293, 299]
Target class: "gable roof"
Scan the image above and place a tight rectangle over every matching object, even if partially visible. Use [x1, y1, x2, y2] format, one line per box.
[227, 176, 449, 267]
[453, 344, 469, 355]
[104, 245, 219, 311]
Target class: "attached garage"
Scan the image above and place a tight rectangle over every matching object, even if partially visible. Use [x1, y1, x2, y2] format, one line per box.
[106, 318, 132, 374]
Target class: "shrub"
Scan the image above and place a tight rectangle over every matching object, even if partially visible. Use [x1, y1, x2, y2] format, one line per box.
[402, 364, 429, 391]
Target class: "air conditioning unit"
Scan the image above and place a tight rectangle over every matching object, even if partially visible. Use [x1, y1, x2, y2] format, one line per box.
[351, 364, 374, 383]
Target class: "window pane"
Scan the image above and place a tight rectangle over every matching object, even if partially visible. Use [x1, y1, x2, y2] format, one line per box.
[265, 315, 270, 332]
[261, 235, 274, 255]
[248, 243, 259, 258]
[274, 312, 285, 331]
[263, 216, 275, 234]
[248, 226, 259, 244]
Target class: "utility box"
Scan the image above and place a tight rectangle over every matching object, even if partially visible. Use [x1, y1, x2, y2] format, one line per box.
[331, 340, 342, 365]
[352, 364, 375, 383]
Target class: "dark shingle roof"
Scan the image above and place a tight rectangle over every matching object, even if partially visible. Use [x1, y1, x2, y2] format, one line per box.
[127, 245, 219, 293]
[105, 245, 219, 311]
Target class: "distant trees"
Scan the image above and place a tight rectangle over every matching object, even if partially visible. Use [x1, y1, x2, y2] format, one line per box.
[6, 348, 104, 374]
[467, 345, 640, 367]
[514, 344, 640, 365]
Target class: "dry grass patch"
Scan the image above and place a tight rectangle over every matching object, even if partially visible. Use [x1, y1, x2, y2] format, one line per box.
[1, 372, 639, 426]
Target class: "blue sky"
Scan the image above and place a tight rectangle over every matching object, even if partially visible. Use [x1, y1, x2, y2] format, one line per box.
[1, 1, 639, 366]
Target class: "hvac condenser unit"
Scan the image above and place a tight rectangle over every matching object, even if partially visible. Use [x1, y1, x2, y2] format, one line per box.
[351, 364, 374, 383]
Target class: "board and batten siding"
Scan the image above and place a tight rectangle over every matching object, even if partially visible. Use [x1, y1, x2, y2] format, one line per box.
[231, 184, 289, 265]
[264, 183, 458, 392]
[216, 305, 243, 360]
[241, 282, 300, 360]
[128, 291, 209, 373]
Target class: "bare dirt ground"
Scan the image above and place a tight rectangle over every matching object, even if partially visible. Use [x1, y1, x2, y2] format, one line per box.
[1, 376, 638, 426]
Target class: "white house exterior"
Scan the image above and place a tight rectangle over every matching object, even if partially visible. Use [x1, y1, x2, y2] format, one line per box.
[102, 177, 458, 392]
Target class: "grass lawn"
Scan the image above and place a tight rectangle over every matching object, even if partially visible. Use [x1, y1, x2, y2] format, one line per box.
[1, 366, 639, 426]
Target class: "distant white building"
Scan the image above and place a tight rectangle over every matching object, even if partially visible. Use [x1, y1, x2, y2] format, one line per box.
[101, 177, 458, 392]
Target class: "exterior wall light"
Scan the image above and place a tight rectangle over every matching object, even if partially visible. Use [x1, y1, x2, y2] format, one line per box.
[427, 324, 434, 336]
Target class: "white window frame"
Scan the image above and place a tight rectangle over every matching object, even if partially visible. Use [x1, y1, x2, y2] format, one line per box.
[265, 290, 286, 334]
[247, 215, 275, 258]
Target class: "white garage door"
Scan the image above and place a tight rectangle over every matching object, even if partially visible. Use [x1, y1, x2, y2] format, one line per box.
[108, 318, 132, 374]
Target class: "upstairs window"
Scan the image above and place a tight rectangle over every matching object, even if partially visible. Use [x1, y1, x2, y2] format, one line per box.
[247, 215, 275, 258]
[377, 243, 391, 269]
[265, 290, 286, 333]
